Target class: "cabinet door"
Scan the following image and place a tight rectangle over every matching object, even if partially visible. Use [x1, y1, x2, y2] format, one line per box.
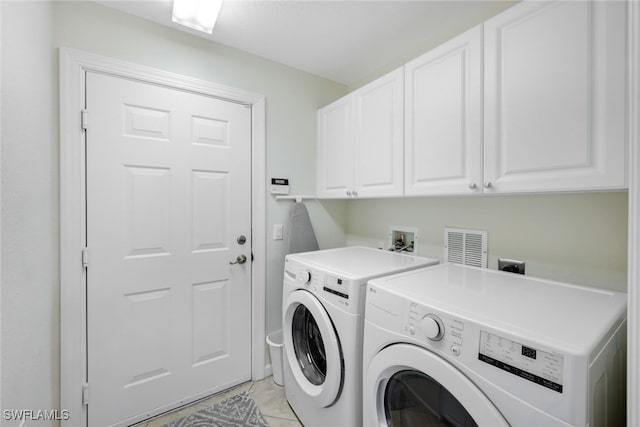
[484, 1, 627, 193]
[353, 68, 404, 198]
[404, 26, 483, 196]
[316, 97, 353, 198]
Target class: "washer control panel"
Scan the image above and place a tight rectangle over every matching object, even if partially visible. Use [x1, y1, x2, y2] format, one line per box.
[403, 302, 465, 356]
[284, 261, 320, 289]
[323, 275, 349, 300]
[284, 258, 363, 314]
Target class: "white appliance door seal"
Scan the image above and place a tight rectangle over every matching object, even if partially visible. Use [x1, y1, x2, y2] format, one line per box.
[283, 290, 342, 407]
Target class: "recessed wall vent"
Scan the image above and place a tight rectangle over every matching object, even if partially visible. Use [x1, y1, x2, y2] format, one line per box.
[444, 227, 487, 268]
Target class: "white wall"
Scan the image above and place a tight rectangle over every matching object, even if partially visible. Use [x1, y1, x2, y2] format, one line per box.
[1, 1, 347, 424]
[2, 2, 59, 424]
[347, 192, 628, 292]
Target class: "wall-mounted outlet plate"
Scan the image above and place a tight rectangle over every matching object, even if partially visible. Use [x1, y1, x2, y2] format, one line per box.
[498, 258, 525, 275]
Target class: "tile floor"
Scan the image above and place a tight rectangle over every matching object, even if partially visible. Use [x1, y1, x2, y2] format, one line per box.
[135, 377, 302, 427]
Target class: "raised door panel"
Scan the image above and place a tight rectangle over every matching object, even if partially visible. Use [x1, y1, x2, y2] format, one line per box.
[484, 1, 627, 193]
[404, 26, 483, 196]
[316, 98, 353, 198]
[353, 68, 404, 198]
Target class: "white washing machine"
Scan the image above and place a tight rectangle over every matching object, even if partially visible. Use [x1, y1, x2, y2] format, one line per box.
[282, 246, 438, 427]
[363, 263, 627, 427]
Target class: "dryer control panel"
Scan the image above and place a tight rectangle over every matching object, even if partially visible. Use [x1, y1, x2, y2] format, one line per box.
[403, 302, 465, 357]
[478, 331, 564, 393]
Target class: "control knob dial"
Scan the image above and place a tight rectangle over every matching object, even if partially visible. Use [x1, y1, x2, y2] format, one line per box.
[299, 270, 312, 285]
[421, 314, 444, 341]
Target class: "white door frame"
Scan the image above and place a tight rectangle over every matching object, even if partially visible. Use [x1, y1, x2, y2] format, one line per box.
[59, 47, 266, 426]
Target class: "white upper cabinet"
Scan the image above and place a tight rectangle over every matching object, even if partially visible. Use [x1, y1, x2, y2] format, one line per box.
[404, 25, 483, 196]
[316, 97, 352, 198]
[353, 69, 404, 198]
[317, 68, 403, 199]
[316, 0, 628, 199]
[483, 0, 627, 193]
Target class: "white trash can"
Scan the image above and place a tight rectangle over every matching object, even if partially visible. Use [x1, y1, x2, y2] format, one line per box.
[266, 330, 284, 386]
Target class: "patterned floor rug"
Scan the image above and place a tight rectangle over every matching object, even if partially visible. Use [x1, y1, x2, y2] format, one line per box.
[162, 391, 269, 427]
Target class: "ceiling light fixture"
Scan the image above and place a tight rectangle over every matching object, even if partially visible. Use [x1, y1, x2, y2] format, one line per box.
[172, 0, 223, 34]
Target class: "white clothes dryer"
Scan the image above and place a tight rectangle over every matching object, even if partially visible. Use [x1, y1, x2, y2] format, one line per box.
[282, 247, 438, 427]
[363, 263, 627, 427]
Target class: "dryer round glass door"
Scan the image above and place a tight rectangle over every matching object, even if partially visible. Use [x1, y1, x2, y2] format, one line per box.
[284, 290, 343, 408]
[384, 370, 476, 426]
[364, 343, 508, 427]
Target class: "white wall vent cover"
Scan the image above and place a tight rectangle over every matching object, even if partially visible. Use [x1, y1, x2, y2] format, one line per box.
[444, 227, 487, 268]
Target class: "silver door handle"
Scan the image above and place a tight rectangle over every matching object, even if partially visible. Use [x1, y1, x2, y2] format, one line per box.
[230, 255, 247, 265]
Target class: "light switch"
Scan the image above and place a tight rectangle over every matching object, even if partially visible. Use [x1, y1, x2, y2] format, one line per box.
[273, 224, 284, 240]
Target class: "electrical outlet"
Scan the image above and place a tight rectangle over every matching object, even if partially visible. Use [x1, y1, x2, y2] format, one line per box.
[498, 258, 525, 275]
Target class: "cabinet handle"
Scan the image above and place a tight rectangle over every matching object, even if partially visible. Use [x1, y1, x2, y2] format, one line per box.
[352, 191, 358, 197]
[469, 182, 478, 190]
[346, 190, 352, 197]
[484, 182, 492, 189]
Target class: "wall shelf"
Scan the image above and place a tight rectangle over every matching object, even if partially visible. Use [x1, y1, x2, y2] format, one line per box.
[274, 195, 315, 203]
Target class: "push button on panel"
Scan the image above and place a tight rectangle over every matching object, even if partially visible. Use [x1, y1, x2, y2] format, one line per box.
[451, 345, 461, 356]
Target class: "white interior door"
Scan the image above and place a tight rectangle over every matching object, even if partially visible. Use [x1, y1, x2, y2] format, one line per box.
[85, 71, 252, 426]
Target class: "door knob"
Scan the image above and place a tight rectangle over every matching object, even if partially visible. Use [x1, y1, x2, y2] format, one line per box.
[230, 255, 247, 265]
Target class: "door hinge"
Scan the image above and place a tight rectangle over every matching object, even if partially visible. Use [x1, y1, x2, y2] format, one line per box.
[81, 109, 89, 131]
[82, 247, 89, 268]
[82, 382, 89, 405]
